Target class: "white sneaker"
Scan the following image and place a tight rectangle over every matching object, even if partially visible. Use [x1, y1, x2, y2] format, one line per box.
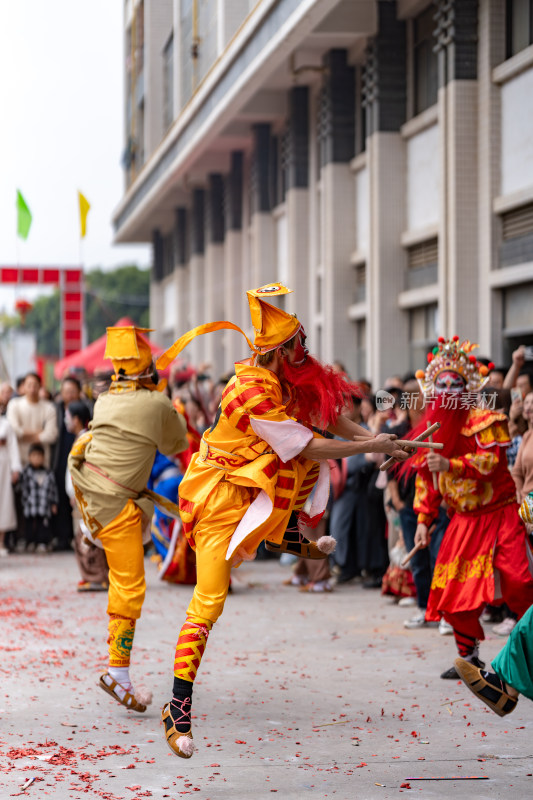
[403, 610, 427, 629]
[492, 617, 517, 637]
[398, 596, 417, 607]
[439, 618, 454, 636]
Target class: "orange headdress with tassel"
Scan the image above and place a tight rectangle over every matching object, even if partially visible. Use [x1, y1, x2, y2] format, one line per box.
[104, 326, 154, 376]
[156, 282, 302, 370]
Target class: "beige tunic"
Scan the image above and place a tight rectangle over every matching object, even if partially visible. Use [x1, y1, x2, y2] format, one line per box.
[68, 385, 188, 536]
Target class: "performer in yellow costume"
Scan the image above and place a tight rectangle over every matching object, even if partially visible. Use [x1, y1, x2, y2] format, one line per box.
[156, 283, 409, 758]
[69, 326, 188, 712]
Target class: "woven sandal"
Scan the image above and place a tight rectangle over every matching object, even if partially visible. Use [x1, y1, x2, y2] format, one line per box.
[265, 525, 327, 559]
[454, 658, 518, 717]
[98, 673, 147, 713]
[161, 701, 195, 758]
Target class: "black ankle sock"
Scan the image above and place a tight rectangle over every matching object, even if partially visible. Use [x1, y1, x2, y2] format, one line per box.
[173, 676, 193, 701]
[170, 677, 194, 733]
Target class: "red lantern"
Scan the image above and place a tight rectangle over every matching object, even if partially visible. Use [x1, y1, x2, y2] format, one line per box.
[15, 298, 33, 325]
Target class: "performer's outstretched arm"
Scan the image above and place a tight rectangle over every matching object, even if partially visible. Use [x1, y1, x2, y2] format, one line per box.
[300, 432, 408, 461]
[327, 414, 375, 441]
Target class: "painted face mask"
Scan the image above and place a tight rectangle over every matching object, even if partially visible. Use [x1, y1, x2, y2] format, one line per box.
[434, 370, 466, 395]
[291, 330, 309, 367]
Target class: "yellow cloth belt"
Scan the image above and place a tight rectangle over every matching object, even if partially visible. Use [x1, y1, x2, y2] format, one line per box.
[197, 437, 273, 471]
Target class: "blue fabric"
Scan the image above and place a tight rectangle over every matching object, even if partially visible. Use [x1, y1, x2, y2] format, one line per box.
[149, 452, 183, 560]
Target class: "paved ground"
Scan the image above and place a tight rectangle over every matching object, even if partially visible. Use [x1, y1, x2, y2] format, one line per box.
[1, 552, 533, 799]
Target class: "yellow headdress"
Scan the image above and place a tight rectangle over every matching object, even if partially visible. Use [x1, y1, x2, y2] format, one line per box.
[156, 282, 302, 370]
[104, 326, 154, 377]
[246, 284, 302, 353]
[415, 336, 493, 394]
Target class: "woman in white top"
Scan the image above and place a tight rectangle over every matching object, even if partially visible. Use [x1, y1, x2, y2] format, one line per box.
[0, 413, 22, 555]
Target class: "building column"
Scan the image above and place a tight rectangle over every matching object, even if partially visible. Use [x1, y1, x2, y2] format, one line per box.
[477, 0, 504, 361]
[173, 208, 189, 341]
[205, 174, 225, 374]
[150, 229, 165, 345]
[224, 152, 244, 369]
[285, 87, 310, 319]
[250, 124, 275, 289]
[319, 50, 357, 371]
[364, 2, 408, 386]
[188, 189, 206, 367]
[435, 0, 479, 341]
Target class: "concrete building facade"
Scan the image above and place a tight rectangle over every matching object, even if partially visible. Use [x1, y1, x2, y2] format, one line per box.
[113, 0, 533, 385]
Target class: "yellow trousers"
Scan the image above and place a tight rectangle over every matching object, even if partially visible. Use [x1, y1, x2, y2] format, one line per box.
[187, 480, 251, 624]
[98, 499, 146, 620]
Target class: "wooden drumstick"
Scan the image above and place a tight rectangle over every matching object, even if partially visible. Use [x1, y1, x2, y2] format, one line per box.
[393, 440, 444, 450]
[401, 543, 422, 568]
[427, 421, 438, 490]
[379, 421, 441, 471]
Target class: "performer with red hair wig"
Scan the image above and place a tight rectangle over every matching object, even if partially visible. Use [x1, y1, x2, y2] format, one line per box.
[156, 282, 409, 758]
[400, 337, 533, 679]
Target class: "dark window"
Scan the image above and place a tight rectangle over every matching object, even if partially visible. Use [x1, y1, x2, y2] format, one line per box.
[163, 34, 174, 131]
[413, 6, 438, 116]
[356, 66, 366, 155]
[354, 263, 366, 303]
[356, 319, 366, 379]
[409, 304, 438, 371]
[502, 203, 533, 239]
[162, 233, 174, 278]
[500, 203, 533, 268]
[405, 238, 438, 290]
[506, 0, 533, 58]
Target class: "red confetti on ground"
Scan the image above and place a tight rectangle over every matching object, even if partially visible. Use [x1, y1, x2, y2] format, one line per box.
[400, 782, 411, 789]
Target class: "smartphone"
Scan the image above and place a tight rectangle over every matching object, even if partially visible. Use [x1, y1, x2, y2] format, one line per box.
[524, 346, 533, 361]
[511, 387, 523, 403]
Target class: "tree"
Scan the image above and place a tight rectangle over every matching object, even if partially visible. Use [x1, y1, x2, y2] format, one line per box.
[84, 265, 150, 337]
[25, 291, 61, 355]
[24, 265, 150, 357]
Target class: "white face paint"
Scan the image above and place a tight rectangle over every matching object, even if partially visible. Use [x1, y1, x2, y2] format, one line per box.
[434, 370, 466, 395]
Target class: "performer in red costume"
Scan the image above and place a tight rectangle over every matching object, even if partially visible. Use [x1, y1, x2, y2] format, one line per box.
[401, 337, 533, 679]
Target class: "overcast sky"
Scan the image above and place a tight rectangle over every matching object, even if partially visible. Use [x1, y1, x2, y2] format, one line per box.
[0, 0, 150, 313]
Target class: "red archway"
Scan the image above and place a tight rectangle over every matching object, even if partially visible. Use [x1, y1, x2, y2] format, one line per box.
[0, 266, 83, 358]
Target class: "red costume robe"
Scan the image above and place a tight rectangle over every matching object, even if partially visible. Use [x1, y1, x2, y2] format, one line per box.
[413, 409, 533, 637]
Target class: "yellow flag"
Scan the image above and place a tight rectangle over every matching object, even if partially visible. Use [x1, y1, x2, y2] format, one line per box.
[78, 191, 91, 238]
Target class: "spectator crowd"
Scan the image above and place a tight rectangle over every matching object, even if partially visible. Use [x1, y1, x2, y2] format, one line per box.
[1, 343, 532, 644]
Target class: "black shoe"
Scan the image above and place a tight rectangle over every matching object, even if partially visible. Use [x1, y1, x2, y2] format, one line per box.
[362, 576, 383, 589]
[454, 658, 519, 717]
[441, 655, 485, 680]
[337, 571, 360, 584]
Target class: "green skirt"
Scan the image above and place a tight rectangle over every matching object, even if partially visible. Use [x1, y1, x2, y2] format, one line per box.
[492, 603, 533, 701]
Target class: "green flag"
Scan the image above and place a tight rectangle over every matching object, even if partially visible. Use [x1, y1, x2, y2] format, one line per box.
[16, 190, 32, 240]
